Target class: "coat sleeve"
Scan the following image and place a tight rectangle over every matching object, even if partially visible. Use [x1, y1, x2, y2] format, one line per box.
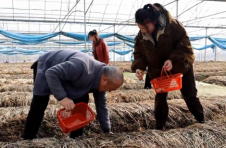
[131, 33, 147, 72]
[92, 44, 97, 60]
[168, 20, 195, 74]
[45, 59, 84, 101]
[93, 91, 111, 133]
[101, 42, 110, 65]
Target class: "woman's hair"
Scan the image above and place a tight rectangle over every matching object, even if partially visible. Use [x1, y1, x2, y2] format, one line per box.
[88, 29, 100, 42]
[88, 29, 98, 37]
[135, 4, 160, 25]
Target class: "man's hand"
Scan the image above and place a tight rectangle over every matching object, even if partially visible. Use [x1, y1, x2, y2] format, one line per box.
[164, 60, 173, 71]
[105, 132, 114, 136]
[60, 97, 75, 111]
[136, 69, 144, 81]
[108, 132, 114, 135]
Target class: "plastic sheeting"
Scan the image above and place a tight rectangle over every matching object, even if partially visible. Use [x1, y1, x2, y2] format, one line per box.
[125, 42, 134, 48]
[189, 36, 206, 41]
[79, 49, 88, 52]
[48, 41, 122, 46]
[192, 44, 216, 53]
[11, 41, 47, 45]
[125, 41, 216, 53]
[106, 42, 122, 46]
[1, 29, 226, 53]
[78, 48, 133, 55]
[0, 29, 59, 43]
[208, 37, 226, 50]
[110, 49, 133, 55]
[52, 41, 86, 45]
[130, 53, 134, 61]
[0, 52, 44, 55]
[61, 32, 115, 41]
[115, 34, 135, 43]
[0, 48, 47, 55]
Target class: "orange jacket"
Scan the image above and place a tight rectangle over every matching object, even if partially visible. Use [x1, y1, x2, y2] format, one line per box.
[92, 39, 110, 65]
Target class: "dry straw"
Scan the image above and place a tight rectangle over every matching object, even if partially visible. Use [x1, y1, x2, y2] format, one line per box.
[0, 97, 225, 142]
[0, 90, 182, 107]
[0, 85, 33, 92]
[195, 71, 226, 81]
[1, 61, 226, 74]
[1, 120, 226, 148]
[0, 74, 32, 79]
[0, 79, 33, 85]
[203, 76, 226, 86]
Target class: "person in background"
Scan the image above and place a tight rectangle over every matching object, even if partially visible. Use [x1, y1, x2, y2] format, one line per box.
[88, 29, 111, 66]
[22, 49, 124, 140]
[131, 3, 205, 130]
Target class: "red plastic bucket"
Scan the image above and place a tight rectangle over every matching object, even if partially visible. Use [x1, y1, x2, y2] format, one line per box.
[57, 102, 95, 133]
[151, 67, 183, 93]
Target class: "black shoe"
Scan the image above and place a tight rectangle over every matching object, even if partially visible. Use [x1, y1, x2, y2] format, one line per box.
[22, 134, 37, 140]
[69, 128, 84, 139]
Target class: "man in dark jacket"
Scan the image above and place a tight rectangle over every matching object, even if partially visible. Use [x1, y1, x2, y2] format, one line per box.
[22, 50, 124, 140]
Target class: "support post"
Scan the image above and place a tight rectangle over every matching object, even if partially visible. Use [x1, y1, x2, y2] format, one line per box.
[84, 0, 87, 51]
[124, 42, 125, 61]
[204, 28, 207, 62]
[176, 0, 179, 20]
[59, 22, 61, 49]
[114, 25, 115, 65]
[59, 0, 62, 49]
[215, 47, 217, 61]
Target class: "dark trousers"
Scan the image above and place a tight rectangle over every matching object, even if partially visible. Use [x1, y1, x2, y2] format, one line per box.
[23, 62, 89, 140]
[144, 73, 152, 89]
[154, 66, 204, 129]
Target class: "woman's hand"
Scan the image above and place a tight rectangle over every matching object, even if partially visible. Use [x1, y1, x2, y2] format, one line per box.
[164, 60, 173, 71]
[136, 69, 144, 81]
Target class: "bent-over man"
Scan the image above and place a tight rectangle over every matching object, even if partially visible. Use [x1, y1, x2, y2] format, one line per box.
[22, 49, 124, 140]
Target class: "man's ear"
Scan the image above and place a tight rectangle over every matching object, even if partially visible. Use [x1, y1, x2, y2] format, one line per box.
[103, 76, 109, 82]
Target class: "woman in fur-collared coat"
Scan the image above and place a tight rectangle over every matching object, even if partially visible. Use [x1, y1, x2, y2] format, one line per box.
[131, 3, 205, 130]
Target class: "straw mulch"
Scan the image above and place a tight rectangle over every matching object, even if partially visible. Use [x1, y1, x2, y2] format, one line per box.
[118, 82, 144, 90]
[0, 67, 31, 74]
[0, 90, 182, 107]
[194, 67, 226, 72]
[0, 92, 58, 107]
[2, 72, 226, 86]
[0, 79, 33, 85]
[0, 74, 32, 79]
[0, 84, 33, 92]
[101, 89, 182, 103]
[195, 71, 226, 81]
[203, 76, 226, 86]
[1, 120, 226, 148]
[124, 77, 137, 83]
[118, 65, 226, 73]
[0, 97, 225, 142]
[194, 61, 226, 69]
[1, 61, 226, 74]
[0, 82, 145, 91]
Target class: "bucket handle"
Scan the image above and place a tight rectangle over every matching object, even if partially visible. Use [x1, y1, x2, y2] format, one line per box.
[160, 67, 172, 79]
